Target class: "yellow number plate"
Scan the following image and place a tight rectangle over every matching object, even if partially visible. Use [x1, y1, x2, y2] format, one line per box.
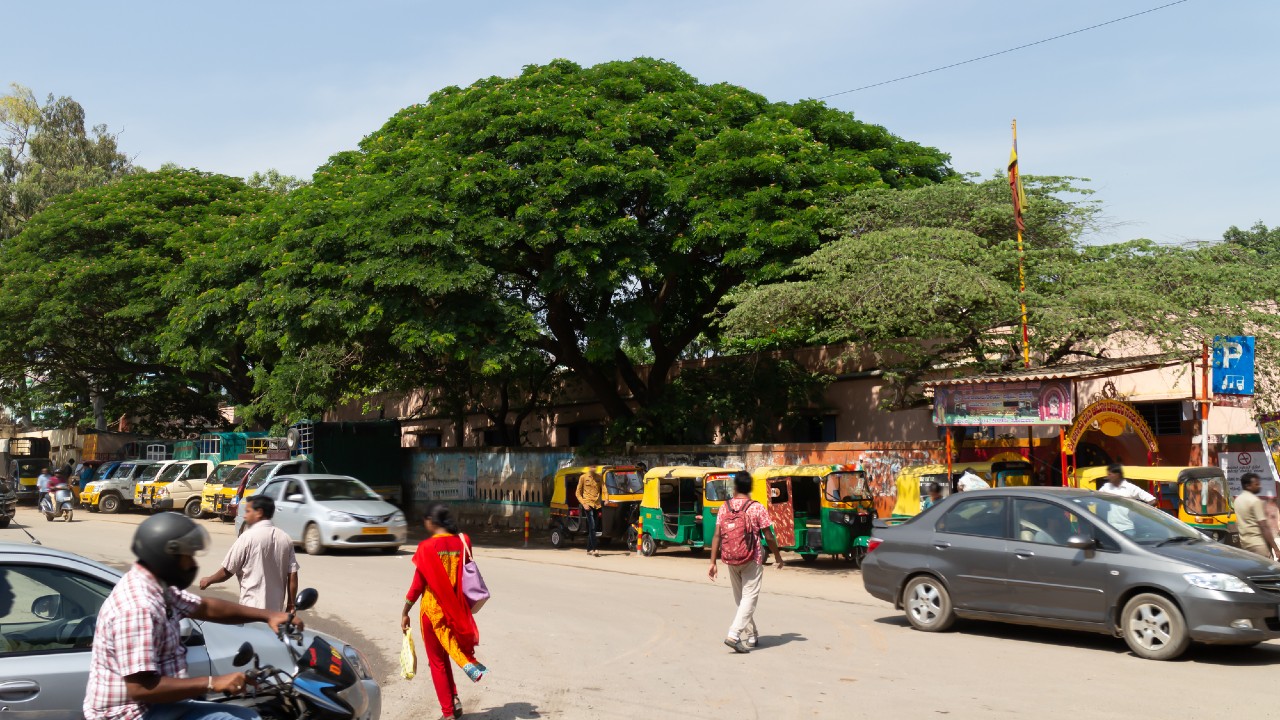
[362, 527, 388, 534]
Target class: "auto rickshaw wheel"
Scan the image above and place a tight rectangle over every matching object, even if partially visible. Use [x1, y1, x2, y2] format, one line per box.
[624, 525, 638, 550]
[550, 527, 566, 549]
[640, 534, 656, 557]
[850, 546, 867, 567]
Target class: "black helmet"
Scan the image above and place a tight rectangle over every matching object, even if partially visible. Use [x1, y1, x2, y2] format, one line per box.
[131, 512, 209, 589]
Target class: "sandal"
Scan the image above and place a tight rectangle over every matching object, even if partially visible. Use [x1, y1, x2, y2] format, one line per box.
[452, 695, 462, 718]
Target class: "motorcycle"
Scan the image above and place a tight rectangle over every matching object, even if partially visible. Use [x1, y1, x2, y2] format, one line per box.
[217, 589, 376, 720]
[40, 486, 74, 522]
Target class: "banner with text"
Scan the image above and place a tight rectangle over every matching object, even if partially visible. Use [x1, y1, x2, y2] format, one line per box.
[933, 380, 1073, 426]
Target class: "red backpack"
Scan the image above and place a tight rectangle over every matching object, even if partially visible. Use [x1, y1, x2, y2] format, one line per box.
[717, 498, 759, 566]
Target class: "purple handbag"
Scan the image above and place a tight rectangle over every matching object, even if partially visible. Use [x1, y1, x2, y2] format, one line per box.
[460, 535, 489, 613]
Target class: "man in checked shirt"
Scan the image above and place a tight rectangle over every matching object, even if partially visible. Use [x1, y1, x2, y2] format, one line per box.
[84, 513, 303, 720]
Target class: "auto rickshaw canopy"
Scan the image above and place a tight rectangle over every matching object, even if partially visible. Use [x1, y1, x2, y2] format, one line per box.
[549, 465, 645, 507]
[641, 465, 755, 508]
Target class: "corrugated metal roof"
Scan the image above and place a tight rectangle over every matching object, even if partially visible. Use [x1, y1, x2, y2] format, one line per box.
[923, 353, 1184, 387]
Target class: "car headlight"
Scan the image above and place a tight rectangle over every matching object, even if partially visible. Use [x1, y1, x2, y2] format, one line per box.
[342, 643, 374, 680]
[327, 511, 352, 522]
[392, 511, 406, 524]
[1185, 572, 1255, 593]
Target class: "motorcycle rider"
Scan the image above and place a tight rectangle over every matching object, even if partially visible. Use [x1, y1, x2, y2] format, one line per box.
[44, 470, 70, 514]
[84, 512, 303, 720]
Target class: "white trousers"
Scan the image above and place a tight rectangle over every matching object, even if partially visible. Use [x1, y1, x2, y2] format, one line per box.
[727, 560, 763, 639]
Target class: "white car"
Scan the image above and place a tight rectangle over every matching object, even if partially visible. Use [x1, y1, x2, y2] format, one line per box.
[0, 541, 381, 718]
[236, 474, 407, 555]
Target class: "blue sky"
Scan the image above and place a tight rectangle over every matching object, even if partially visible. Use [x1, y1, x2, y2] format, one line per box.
[6, 0, 1276, 244]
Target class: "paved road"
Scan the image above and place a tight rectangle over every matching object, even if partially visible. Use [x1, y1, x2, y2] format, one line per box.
[8, 505, 1280, 719]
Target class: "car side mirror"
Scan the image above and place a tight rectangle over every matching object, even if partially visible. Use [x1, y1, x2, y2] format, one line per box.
[180, 618, 205, 646]
[232, 641, 256, 667]
[1066, 535, 1097, 551]
[31, 594, 61, 619]
[295, 588, 319, 612]
[286, 494, 305, 503]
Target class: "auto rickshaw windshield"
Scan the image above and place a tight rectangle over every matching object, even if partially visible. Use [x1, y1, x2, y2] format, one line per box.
[1182, 474, 1233, 516]
[606, 470, 643, 495]
[824, 471, 869, 501]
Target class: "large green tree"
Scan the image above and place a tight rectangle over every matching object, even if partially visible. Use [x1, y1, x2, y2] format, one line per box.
[723, 176, 1280, 408]
[0, 169, 275, 431]
[240, 57, 951, 436]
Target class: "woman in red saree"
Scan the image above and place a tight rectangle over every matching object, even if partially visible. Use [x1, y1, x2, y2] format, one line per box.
[402, 505, 486, 719]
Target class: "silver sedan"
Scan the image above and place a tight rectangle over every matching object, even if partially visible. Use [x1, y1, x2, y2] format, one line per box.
[237, 474, 408, 555]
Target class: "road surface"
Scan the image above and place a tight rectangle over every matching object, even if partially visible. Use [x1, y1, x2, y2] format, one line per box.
[7, 505, 1280, 719]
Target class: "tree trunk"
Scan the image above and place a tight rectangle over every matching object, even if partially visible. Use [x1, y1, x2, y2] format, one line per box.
[91, 391, 106, 431]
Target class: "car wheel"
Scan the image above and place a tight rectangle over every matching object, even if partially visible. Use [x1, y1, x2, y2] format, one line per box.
[99, 494, 120, 514]
[304, 523, 327, 555]
[903, 575, 956, 632]
[1121, 593, 1191, 660]
[184, 498, 203, 519]
[550, 527, 565, 549]
[640, 534, 656, 557]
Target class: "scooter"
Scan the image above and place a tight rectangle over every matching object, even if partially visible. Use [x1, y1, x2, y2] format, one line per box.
[40, 486, 74, 522]
[217, 589, 375, 720]
[0, 476, 16, 528]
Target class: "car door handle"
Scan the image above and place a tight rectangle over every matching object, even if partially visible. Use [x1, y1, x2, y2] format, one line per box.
[1014, 550, 1035, 559]
[0, 679, 40, 700]
[934, 541, 951, 550]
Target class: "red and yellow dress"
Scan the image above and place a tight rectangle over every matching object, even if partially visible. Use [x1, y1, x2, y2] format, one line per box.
[406, 533, 485, 715]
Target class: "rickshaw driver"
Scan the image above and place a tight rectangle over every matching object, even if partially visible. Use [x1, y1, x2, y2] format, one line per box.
[921, 482, 944, 510]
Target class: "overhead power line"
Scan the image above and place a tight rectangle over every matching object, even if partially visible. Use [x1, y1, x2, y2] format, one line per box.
[814, 0, 1191, 100]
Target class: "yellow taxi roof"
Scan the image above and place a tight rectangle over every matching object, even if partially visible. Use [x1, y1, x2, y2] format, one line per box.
[216, 459, 253, 468]
[1075, 465, 1205, 482]
[644, 465, 740, 480]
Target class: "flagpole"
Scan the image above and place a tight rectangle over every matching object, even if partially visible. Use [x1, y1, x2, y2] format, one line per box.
[1013, 119, 1030, 369]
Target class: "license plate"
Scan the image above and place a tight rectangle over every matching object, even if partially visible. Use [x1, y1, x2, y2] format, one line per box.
[362, 527, 388, 535]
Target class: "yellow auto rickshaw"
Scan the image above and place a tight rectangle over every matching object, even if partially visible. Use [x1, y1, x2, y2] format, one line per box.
[751, 464, 875, 564]
[1072, 465, 1239, 545]
[547, 465, 644, 549]
[889, 460, 1033, 521]
[637, 466, 761, 557]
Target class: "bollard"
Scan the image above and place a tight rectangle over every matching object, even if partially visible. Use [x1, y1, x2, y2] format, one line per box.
[634, 520, 643, 554]
[523, 511, 530, 548]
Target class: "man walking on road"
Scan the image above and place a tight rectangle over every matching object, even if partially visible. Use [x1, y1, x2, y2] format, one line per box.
[1235, 473, 1279, 559]
[199, 495, 299, 612]
[1098, 464, 1156, 505]
[575, 468, 604, 557]
[709, 473, 784, 654]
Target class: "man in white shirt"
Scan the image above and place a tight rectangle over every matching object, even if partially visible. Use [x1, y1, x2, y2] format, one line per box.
[1097, 464, 1156, 505]
[198, 495, 299, 612]
[1096, 464, 1155, 534]
[956, 468, 990, 492]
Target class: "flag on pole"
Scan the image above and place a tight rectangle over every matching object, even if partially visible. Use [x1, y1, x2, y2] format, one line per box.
[1008, 137, 1027, 231]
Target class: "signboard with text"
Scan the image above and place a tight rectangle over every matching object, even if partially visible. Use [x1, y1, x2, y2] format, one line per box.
[933, 380, 1073, 426]
[1212, 335, 1255, 396]
[1219, 450, 1276, 497]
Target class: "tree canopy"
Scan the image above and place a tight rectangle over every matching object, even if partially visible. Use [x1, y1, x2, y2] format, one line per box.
[232, 57, 952, 438]
[0, 168, 275, 431]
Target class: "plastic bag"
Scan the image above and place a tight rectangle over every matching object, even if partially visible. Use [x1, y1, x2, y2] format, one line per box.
[400, 629, 417, 680]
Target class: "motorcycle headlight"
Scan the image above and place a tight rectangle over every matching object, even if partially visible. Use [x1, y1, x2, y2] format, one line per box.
[1184, 572, 1254, 593]
[327, 511, 352, 523]
[342, 643, 374, 680]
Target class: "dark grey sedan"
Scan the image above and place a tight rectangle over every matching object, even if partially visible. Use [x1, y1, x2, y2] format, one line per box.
[862, 487, 1280, 660]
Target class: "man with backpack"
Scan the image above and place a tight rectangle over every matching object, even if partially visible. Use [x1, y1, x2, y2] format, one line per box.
[708, 473, 784, 653]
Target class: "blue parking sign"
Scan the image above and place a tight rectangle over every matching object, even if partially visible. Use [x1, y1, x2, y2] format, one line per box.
[1212, 336, 1255, 396]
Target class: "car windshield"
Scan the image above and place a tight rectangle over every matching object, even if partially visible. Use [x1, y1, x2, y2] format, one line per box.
[306, 478, 378, 501]
[245, 463, 279, 489]
[155, 464, 185, 484]
[1070, 494, 1202, 543]
[111, 463, 136, 480]
[606, 470, 643, 495]
[224, 465, 251, 489]
[208, 464, 238, 486]
[825, 471, 869, 501]
[92, 465, 115, 482]
[1182, 474, 1233, 516]
[138, 464, 163, 482]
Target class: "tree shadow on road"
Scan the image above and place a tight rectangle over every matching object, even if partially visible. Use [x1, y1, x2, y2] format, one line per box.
[872, 615, 1280, 665]
[469, 701, 543, 719]
[756, 632, 807, 649]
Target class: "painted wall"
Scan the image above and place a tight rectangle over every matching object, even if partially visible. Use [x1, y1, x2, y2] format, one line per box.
[408, 441, 945, 529]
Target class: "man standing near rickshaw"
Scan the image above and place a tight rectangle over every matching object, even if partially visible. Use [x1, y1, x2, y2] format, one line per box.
[708, 474, 784, 654]
[575, 468, 604, 557]
[1235, 473, 1279, 559]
